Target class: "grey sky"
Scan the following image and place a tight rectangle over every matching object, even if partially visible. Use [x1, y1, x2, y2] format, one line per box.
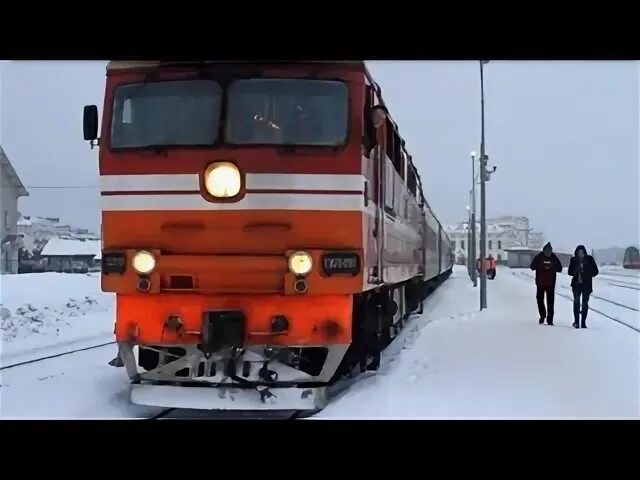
[1, 60, 638, 251]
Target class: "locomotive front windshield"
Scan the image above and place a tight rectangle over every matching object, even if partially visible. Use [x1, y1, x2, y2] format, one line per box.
[110, 80, 223, 148]
[226, 79, 348, 146]
[109, 78, 348, 149]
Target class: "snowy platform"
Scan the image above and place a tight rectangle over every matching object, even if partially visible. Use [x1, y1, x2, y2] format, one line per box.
[1, 267, 638, 419]
[318, 267, 639, 419]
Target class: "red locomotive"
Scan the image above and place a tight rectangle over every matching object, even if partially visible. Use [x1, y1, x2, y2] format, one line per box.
[83, 61, 453, 413]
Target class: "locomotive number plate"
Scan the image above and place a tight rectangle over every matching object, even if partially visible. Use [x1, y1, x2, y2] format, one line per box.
[322, 252, 360, 276]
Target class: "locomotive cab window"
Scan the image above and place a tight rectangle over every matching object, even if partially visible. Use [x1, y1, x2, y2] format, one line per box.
[226, 79, 348, 146]
[362, 85, 377, 157]
[110, 80, 222, 149]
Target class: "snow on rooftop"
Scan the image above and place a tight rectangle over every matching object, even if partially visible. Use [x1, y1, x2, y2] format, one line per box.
[17, 217, 32, 226]
[40, 238, 102, 258]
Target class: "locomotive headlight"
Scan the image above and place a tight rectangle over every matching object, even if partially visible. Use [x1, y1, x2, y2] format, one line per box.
[288, 251, 313, 276]
[204, 162, 241, 198]
[132, 250, 156, 275]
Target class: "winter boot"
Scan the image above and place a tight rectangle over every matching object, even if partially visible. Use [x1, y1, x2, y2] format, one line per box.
[547, 316, 554, 326]
[539, 317, 545, 325]
[572, 313, 579, 329]
[581, 311, 587, 329]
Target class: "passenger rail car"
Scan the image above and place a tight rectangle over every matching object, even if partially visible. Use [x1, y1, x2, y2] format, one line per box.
[623, 246, 640, 269]
[83, 61, 453, 412]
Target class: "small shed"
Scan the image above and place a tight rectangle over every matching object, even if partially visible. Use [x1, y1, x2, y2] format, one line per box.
[505, 247, 572, 269]
[40, 238, 102, 273]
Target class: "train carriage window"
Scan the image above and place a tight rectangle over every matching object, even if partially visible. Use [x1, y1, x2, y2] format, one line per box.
[385, 119, 394, 161]
[391, 131, 403, 177]
[407, 166, 417, 197]
[226, 79, 348, 146]
[362, 85, 376, 157]
[398, 141, 406, 180]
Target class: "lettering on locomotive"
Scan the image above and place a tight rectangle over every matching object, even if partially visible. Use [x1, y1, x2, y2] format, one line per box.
[322, 252, 361, 276]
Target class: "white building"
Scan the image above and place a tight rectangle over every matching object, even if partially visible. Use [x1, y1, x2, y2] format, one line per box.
[17, 215, 100, 256]
[1, 146, 29, 274]
[445, 215, 545, 265]
[40, 237, 102, 272]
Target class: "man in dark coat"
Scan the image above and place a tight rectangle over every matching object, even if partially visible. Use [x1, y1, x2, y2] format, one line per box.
[567, 245, 599, 329]
[530, 242, 563, 325]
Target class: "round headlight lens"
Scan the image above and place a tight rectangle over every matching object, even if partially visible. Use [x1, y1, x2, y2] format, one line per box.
[288, 251, 313, 276]
[132, 250, 156, 275]
[204, 162, 241, 198]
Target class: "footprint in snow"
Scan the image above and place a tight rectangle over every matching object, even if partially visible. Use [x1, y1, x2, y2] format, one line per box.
[38, 372, 64, 382]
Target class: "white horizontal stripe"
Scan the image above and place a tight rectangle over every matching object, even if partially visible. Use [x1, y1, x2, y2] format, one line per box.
[100, 173, 365, 193]
[101, 174, 198, 192]
[102, 193, 365, 212]
[246, 174, 364, 191]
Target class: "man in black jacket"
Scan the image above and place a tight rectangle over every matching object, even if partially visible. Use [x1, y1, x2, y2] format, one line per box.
[530, 242, 563, 325]
[567, 245, 599, 329]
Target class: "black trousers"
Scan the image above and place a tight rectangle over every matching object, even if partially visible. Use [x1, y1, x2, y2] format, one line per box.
[536, 286, 555, 321]
[573, 288, 591, 324]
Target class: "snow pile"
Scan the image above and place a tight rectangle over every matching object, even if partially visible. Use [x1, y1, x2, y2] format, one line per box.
[1, 295, 107, 342]
[0, 273, 115, 361]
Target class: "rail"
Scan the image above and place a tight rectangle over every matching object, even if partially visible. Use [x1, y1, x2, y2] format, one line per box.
[0, 341, 116, 371]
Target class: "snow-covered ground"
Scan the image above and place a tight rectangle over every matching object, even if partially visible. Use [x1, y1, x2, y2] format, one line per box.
[1, 267, 638, 419]
[513, 271, 639, 332]
[318, 267, 640, 419]
[0, 273, 114, 364]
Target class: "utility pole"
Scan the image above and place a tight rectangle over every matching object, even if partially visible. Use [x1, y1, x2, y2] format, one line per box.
[470, 152, 477, 287]
[479, 60, 489, 310]
[466, 201, 472, 278]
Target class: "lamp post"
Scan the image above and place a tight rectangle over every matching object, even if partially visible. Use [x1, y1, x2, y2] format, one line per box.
[479, 60, 489, 310]
[470, 151, 477, 288]
[466, 203, 471, 278]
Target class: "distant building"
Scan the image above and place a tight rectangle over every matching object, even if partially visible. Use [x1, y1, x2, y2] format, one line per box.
[39, 237, 102, 273]
[1, 145, 29, 274]
[17, 215, 100, 246]
[445, 215, 545, 265]
[504, 247, 572, 269]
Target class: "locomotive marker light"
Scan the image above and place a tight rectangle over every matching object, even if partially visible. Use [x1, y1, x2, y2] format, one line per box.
[132, 250, 156, 275]
[288, 251, 313, 276]
[204, 162, 241, 198]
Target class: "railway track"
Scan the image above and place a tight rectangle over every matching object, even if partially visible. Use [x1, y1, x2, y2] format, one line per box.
[151, 278, 454, 420]
[600, 277, 640, 287]
[513, 271, 640, 333]
[0, 341, 116, 371]
[554, 292, 640, 333]
[609, 283, 640, 291]
[558, 286, 639, 312]
[599, 272, 640, 282]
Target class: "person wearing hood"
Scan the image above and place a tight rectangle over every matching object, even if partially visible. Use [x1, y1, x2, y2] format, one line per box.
[530, 242, 563, 325]
[567, 245, 599, 328]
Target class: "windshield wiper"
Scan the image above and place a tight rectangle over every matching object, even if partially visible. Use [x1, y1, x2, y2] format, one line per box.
[143, 144, 171, 156]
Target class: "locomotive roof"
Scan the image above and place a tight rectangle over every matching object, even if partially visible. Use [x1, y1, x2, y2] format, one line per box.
[106, 60, 365, 71]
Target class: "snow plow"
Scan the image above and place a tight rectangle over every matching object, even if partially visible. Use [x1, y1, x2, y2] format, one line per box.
[86, 61, 453, 414]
